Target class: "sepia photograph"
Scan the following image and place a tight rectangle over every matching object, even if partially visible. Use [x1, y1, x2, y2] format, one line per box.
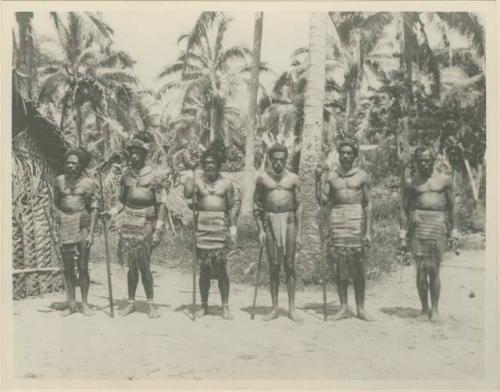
[1, 1, 497, 390]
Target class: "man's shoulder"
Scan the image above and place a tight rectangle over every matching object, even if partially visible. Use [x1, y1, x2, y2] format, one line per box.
[286, 170, 300, 182]
[357, 169, 370, 181]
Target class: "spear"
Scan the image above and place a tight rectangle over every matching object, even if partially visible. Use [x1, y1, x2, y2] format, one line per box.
[191, 168, 198, 321]
[251, 246, 264, 320]
[318, 167, 329, 321]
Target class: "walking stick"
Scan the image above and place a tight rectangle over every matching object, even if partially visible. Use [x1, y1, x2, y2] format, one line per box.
[251, 246, 264, 320]
[319, 175, 328, 322]
[191, 169, 197, 322]
[44, 208, 70, 303]
[97, 170, 115, 317]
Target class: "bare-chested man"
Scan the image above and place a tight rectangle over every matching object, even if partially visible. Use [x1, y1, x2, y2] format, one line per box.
[104, 132, 165, 318]
[400, 146, 458, 323]
[53, 147, 98, 316]
[183, 143, 237, 320]
[253, 143, 303, 322]
[315, 139, 373, 322]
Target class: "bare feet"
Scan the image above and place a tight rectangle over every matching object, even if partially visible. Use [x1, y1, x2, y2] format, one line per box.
[417, 309, 430, 322]
[288, 309, 303, 322]
[262, 309, 279, 321]
[119, 302, 136, 317]
[81, 303, 94, 317]
[429, 309, 441, 324]
[356, 307, 374, 322]
[222, 306, 234, 320]
[61, 306, 77, 317]
[331, 306, 349, 321]
[196, 304, 209, 318]
[147, 303, 160, 319]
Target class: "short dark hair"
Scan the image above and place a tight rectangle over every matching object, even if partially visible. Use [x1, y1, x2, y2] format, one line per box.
[65, 147, 91, 169]
[267, 143, 288, 160]
[337, 139, 358, 157]
[414, 146, 435, 160]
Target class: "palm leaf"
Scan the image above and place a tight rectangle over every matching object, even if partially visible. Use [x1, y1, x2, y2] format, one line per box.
[217, 46, 251, 69]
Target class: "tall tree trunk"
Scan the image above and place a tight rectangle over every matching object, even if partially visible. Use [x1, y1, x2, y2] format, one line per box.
[241, 12, 264, 220]
[463, 158, 479, 202]
[76, 107, 84, 146]
[299, 12, 327, 264]
[15, 12, 35, 100]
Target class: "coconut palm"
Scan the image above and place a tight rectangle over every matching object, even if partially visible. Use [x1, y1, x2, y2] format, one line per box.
[158, 12, 251, 145]
[38, 12, 138, 147]
[299, 12, 328, 263]
[13, 12, 37, 100]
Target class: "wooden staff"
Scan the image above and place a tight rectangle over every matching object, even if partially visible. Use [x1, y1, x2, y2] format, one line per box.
[251, 246, 264, 320]
[191, 169, 197, 322]
[97, 170, 115, 317]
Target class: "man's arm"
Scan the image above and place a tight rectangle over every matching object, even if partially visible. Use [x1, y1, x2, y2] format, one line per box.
[108, 174, 125, 216]
[444, 176, 456, 235]
[362, 173, 372, 239]
[183, 174, 195, 199]
[294, 176, 303, 240]
[399, 180, 411, 239]
[253, 176, 265, 235]
[225, 180, 236, 229]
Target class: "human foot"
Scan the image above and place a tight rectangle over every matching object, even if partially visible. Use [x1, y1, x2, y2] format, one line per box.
[147, 303, 160, 319]
[222, 306, 234, 320]
[262, 309, 279, 321]
[288, 309, 303, 322]
[417, 309, 430, 321]
[356, 307, 374, 322]
[61, 306, 77, 317]
[119, 302, 136, 316]
[81, 303, 94, 317]
[196, 304, 209, 318]
[429, 309, 441, 323]
[331, 306, 349, 321]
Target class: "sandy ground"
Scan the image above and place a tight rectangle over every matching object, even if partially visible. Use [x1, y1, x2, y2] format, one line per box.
[12, 250, 484, 381]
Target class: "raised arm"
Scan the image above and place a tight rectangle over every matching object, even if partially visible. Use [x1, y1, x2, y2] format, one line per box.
[183, 174, 195, 199]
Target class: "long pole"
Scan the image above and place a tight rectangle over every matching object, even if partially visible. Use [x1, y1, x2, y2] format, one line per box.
[251, 246, 264, 320]
[97, 171, 114, 317]
[191, 169, 197, 322]
[319, 174, 328, 321]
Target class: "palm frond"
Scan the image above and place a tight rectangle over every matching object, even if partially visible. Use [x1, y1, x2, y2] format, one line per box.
[217, 46, 251, 69]
[38, 70, 70, 102]
[84, 12, 114, 39]
[95, 67, 138, 85]
[157, 62, 201, 80]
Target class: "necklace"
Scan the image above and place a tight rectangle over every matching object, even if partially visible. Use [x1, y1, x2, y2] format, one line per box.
[203, 175, 219, 194]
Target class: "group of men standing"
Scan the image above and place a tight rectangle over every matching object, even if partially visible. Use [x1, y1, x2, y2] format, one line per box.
[52, 131, 458, 323]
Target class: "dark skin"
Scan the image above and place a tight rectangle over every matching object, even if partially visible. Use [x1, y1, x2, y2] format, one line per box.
[103, 146, 165, 318]
[53, 154, 98, 317]
[315, 145, 373, 322]
[184, 156, 237, 320]
[400, 150, 457, 323]
[254, 151, 303, 322]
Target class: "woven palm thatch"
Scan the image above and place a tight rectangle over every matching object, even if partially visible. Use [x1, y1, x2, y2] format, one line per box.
[12, 138, 64, 299]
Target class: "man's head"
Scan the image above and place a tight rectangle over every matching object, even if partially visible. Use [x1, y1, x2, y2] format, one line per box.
[127, 132, 153, 169]
[64, 147, 90, 177]
[200, 140, 225, 180]
[267, 143, 288, 174]
[414, 146, 435, 177]
[337, 139, 358, 171]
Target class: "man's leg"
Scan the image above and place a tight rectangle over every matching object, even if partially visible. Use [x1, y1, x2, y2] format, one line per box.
[416, 261, 430, 321]
[218, 253, 233, 320]
[61, 246, 77, 316]
[76, 244, 93, 316]
[352, 252, 373, 321]
[284, 221, 301, 322]
[197, 250, 211, 317]
[331, 250, 349, 321]
[120, 250, 139, 316]
[137, 240, 159, 318]
[263, 231, 280, 321]
[428, 264, 441, 323]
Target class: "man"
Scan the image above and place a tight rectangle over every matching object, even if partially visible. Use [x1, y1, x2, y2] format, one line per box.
[253, 143, 303, 322]
[104, 132, 165, 318]
[53, 147, 98, 316]
[183, 142, 237, 320]
[400, 146, 458, 323]
[315, 139, 373, 322]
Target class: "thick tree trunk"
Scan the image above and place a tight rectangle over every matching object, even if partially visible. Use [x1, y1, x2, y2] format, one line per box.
[241, 12, 264, 221]
[76, 106, 83, 146]
[299, 12, 327, 264]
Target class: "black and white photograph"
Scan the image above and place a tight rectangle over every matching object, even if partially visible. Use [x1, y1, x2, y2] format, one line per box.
[2, 1, 497, 390]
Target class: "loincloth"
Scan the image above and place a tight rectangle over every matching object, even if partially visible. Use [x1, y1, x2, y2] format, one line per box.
[196, 210, 227, 250]
[327, 204, 365, 281]
[118, 206, 156, 266]
[264, 211, 296, 265]
[197, 247, 227, 280]
[409, 210, 447, 267]
[58, 211, 90, 245]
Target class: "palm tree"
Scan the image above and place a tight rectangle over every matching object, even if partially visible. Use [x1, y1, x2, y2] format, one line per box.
[13, 12, 36, 100]
[38, 12, 138, 147]
[299, 12, 328, 262]
[158, 12, 251, 145]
